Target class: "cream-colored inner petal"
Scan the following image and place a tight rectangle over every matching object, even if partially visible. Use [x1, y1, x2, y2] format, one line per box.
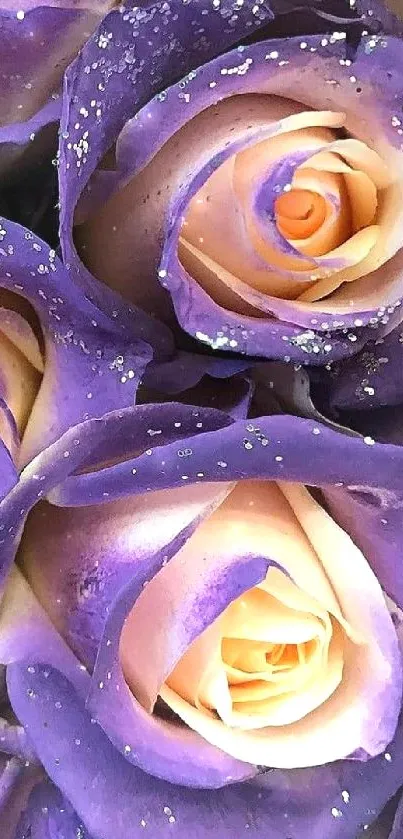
[0, 330, 41, 434]
[165, 561, 348, 732]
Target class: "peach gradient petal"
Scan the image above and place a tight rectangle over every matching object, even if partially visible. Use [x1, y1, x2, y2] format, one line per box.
[0, 330, 41, 434]
[0, 307, 43, 373]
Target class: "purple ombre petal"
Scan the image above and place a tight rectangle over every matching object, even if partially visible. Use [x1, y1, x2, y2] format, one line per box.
[321, 484, 403, 609]
[18, 474, 255, 787]
[19, 478, 234, 669]
[0, 568, 89, 698]
[48, 412, 403, 511]
[88, 550, 284, 786]
[5, 660, 403, 839]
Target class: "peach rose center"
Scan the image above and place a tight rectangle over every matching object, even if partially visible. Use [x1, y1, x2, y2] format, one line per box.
[179, 106, 396, 312]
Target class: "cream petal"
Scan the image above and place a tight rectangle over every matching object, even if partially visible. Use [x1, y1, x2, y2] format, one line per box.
[298, 225, 380, 301]
[223, 583, 329, 644]
[343, 170, 378, 232]
[0, 306, 43, 373]
[178, 238, 267, 314]
[320, 139, 392, 190]
[233, 125, 338, 274]
[0, 330, 40, 433]
[179, 234, 312, 307]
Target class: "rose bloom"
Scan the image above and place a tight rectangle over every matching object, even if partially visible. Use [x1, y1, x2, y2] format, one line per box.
[57, 0, 403, 363]
[0, 347, 403, 838]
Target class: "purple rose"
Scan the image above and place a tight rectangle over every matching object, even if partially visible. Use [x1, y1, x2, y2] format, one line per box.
[0, 332, 403, 836]
[58, 0, 403, 363]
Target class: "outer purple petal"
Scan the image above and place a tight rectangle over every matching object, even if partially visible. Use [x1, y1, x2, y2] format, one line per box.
[323, 326, 403, 414]
[389, 793, 403, 838]
[0, 568, 89, 698]
[320, 483, 403, 608]
[5, 661, 403, 839]
[48, 412, 403, 510]
[141, 351, 253, 418]
[14, 780, 91, 839]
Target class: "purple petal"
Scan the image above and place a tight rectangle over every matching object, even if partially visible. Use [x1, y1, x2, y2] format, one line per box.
[0, 719, 37, 765]
[14, 779, 90, 839]
[5, 660, 403, 839]
[0, 442, 17, 500]
[389, 792, 403, 839]
[0, 568, 89, 697]
[141, 351, 253, 418]
[324, 326, 403, 413]
[321, 484, 403, 608]
[48, 411, 403, 510]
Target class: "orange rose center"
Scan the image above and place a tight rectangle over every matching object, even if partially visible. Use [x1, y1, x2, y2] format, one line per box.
[274, 189, 327, 239]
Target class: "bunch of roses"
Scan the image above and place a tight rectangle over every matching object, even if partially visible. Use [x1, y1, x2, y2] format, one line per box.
[1, 1, 403, 837]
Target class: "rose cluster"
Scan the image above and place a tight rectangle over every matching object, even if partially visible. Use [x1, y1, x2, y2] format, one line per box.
[1, 1, 403, 838]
